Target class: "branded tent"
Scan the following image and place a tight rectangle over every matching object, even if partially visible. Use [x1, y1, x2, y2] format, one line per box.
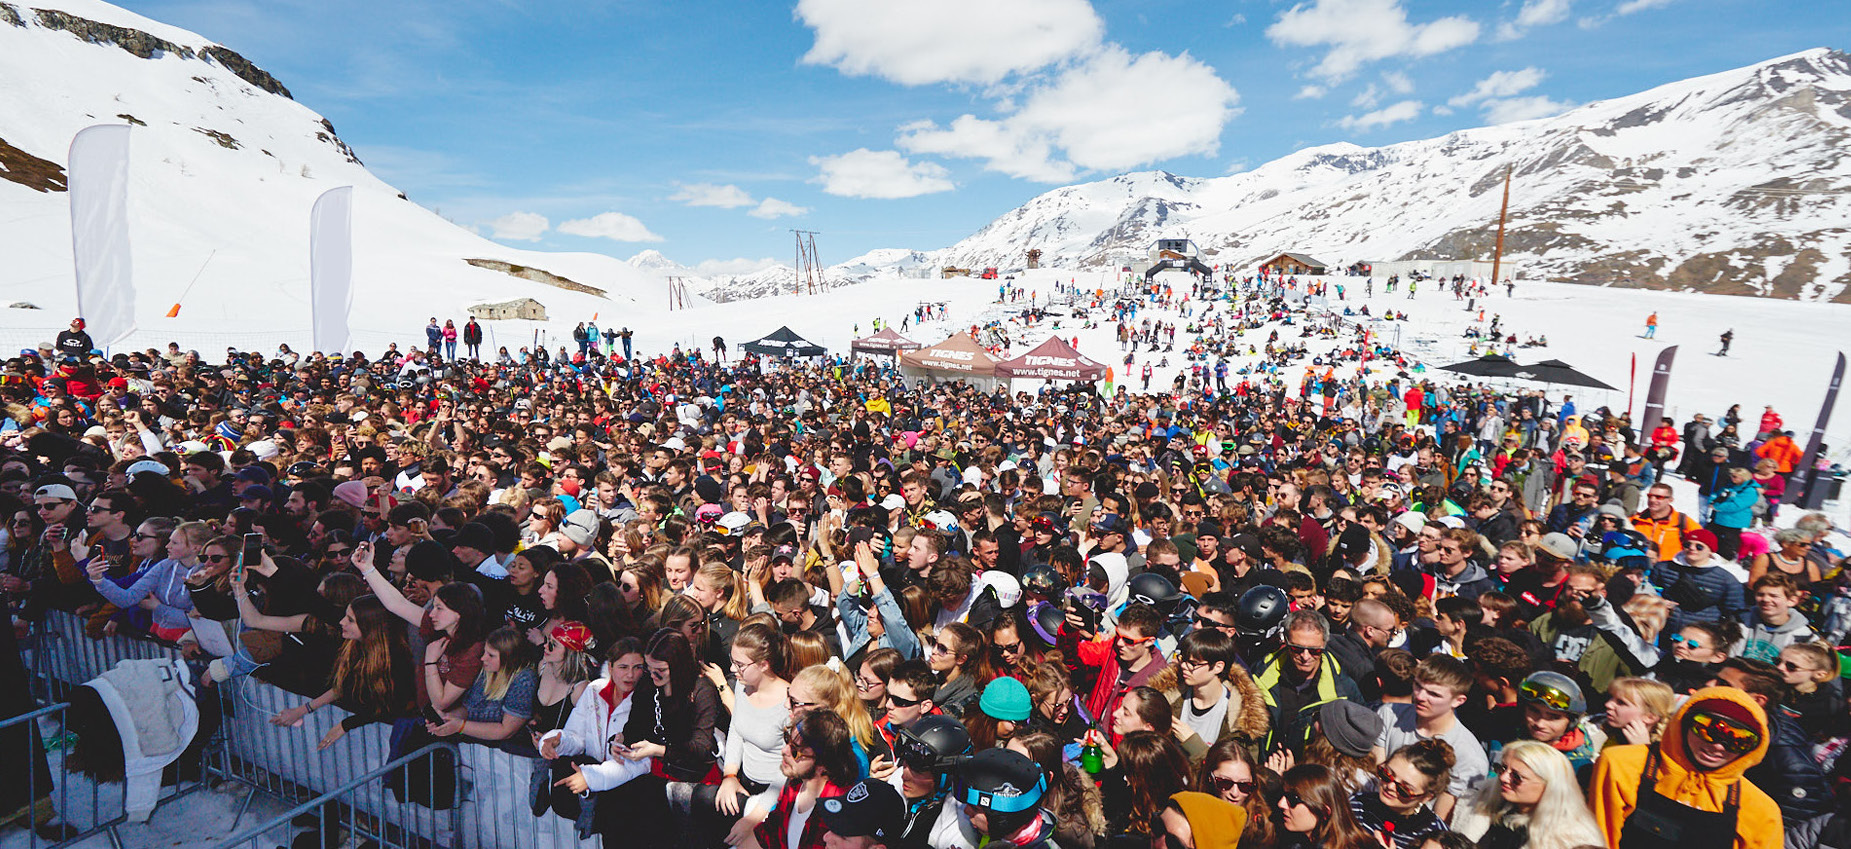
[994, 336, 1106, 382]
[742, 326, 825, 358]
[899, 333, 1001, 389]
[850, 327, 922, 356]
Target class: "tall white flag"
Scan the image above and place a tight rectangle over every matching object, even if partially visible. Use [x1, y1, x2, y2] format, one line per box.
[310, 187, 354, 354]
[68, 124, 136, 349]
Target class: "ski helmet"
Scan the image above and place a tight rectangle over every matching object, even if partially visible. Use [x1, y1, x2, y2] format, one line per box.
[1020, 566, 1066, 599]
[1127, 572, 1183, 612]
[1027, 601, 1064, 648]
[894, 715, 973, 773]
[975, 571, 1022, 609]
[953, 749, 1047, 833]
[1518, 671, 1586, 715]
[1235, 585, 1289, 640]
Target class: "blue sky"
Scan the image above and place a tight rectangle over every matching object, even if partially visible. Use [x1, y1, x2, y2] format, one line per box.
[119, 0, 1851, 273]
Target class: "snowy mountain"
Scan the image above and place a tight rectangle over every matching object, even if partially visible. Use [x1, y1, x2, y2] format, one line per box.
[934, 49, 1851, 301]
[626, 247, 935, 303]
[0, 0, 688, 352]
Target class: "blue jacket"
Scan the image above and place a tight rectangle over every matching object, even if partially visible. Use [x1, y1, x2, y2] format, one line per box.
[1708, 480, 1761, 530]
[1651, 554, 1748, 634]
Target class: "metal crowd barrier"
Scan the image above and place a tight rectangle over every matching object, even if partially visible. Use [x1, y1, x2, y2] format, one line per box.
[27, 612, 597, 849]
[207, 742, 462, 849]
[0, 699, 207, 849]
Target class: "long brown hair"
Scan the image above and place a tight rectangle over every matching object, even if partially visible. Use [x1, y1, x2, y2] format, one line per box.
[1117, 731, 1192, 836]
[1198, 738, 1277, 849]
[1281, 764, 1376, 849]
[330, 595, 413, 715]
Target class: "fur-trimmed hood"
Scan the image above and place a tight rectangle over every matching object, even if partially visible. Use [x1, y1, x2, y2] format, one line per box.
[1149, 656, 1271, 748]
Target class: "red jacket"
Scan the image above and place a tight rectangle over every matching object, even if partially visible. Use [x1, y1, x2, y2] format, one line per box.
[754, 780, 845, 849]
[1058, 627, 1169, 731]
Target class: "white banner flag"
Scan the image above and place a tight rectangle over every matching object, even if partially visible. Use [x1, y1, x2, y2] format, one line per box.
[68, 124, 136, 349]
[309, 187, 354, 354]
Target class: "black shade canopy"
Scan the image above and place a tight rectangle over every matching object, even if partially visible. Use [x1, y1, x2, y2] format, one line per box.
[1514, 359, 1618, 391]
[742, 326, 825, 358]
[1437, 354, 1521, 377]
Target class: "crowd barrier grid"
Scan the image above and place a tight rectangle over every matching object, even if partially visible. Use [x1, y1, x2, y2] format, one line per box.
[0, 698, 209, 849]
[26, 612, 598, 849]
[206, 741, 461, 849]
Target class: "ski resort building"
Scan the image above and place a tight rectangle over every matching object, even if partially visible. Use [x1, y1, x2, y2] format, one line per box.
[1259, 252, 1330, 276]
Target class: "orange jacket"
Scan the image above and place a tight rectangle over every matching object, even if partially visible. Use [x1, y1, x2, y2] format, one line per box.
[1590, 687, 1782, 849]
[1755, 435, 1802, 474]
[1632, 509, 1700, 563]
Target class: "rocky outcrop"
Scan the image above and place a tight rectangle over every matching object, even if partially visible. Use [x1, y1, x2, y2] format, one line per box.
[464, 259, 607, 298]
[0, 136, 65, 192]
[32, 7, 192, 58]
[201, 45, 290, 99]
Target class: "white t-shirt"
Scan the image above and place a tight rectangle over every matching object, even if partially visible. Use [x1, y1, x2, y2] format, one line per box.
[1180, 684, 1232, 743]
[1373, 702, 1489, 799]
[786, 798, 814, 849]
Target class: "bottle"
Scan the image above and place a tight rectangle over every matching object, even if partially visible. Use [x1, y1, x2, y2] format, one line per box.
[1080, 741, 1103, 775]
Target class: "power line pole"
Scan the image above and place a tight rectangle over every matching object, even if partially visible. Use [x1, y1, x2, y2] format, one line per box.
[792, 229, 821, 295]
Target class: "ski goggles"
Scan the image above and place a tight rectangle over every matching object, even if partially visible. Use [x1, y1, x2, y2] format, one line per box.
[894, 733, 964, 772]
[1518, 679, 1577, 713]
[1687, 711, 1761, 755]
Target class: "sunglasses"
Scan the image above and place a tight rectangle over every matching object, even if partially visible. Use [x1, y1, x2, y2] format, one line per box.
[1280, 791, 1324, 815]
[1688, 711, 1761, 754]
[201, 554, 234, 563]
[1376, 765, 1426, 798]
[1114, 634, 1157, 649]
[1284, 643, 1325, 657]
[1667, 635, 1707, 649]
[1210, 775, 1256, 795]
[1491, 763, 1530, 787]
[129, 532, 165, 541]
[1776, 659, 1819, 674]
[886, 692, 924, 708]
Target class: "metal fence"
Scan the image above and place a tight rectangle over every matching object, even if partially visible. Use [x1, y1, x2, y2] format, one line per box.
[0, 698, 208, 849]
[24, 612, 598, 849]
[207, 741, 461, 849]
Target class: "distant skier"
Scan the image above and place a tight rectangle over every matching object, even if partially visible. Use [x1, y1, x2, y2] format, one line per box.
[1643, 312, 1658, 339]
[1718, 328, 1734, 356]
[712, 335, 727, 362]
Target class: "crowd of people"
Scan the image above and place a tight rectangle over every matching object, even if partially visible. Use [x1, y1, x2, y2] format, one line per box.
[0, 294, 1847, 849]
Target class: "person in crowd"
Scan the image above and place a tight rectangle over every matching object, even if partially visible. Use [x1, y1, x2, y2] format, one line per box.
[1349, 739, 1453, 849]
[1451, 740, 1607, 849]
[1276, 763, 1379, 849]
[1197, 738, 1278, 849]
[1588, 686, 1783, 849]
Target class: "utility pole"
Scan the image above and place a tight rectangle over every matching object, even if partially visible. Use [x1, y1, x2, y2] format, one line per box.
[792, 229, 822, 295]
[1489, 164, 1512, 290]
[667, 276, 689, 311]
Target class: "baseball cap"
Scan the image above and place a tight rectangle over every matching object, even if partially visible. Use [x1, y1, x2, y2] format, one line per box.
[819, 780, 905, 841]
[33, 483, 77, 502]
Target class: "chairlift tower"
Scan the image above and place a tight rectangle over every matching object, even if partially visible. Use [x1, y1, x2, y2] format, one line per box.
[792, 229, 822, 295]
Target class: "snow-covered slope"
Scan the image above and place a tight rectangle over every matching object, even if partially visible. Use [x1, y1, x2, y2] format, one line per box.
[935, 49, 1851, 301]
[0, 0, 691, 352]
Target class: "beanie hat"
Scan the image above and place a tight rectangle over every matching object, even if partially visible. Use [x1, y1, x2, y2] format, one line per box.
[1168, 792, 1248, 849]
[978, 677, 1032, 722]
[450, 522, 496, 555]
[332, 480, 370, 508]
[1686, 528, 1719, 551]
[404, 539, 456, 583]
[1320, 700, 1384, 758]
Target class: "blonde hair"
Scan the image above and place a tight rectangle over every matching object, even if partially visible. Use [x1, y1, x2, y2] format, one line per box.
[172, 521, 214, 549]
[694, 560, 752, 621]
[1621, 594, 1674, 644]
[1461, 741, 1604, 849]
[792, 663, 880, 751]
[1605, 677, 1676, 742]
[481, 627, 533, 701]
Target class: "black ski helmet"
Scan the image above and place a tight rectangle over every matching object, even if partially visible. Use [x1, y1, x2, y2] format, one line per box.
[953, 748, 1047, 833]
[894, 715, 973, 773]
[1235, 585, 1289, 640]
[1127, 572, 1183, 612]
[1020, 566, 1065, 599]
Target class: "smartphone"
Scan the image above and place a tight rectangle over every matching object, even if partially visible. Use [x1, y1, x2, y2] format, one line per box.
[238, 533, 262, 581]
[422, 705, 443, 724]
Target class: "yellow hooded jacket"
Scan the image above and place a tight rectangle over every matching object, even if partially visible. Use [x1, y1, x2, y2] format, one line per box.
[1588, 686, 1783, 849]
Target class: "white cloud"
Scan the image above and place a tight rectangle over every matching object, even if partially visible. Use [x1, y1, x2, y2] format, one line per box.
[809, 149, 955, 199]
[1581, 0, 1673, 28]
[1267, 0, 1480, 82]
[669, 182, 755, 208]
[749, 197, 810, 219]
[1449, 67, 1546, 106]
[1352, 83, 1383, 108]
[1383, 70, 1415, 94]
[485, 211, 548, 242]
[557, 212, 664, 242]
[898, 45, 1239, 182]
[1295, 84, 1328, 99]
[795, 0, 1104, 86]
[1337, 99, 1424, 131]
[1497, 0, 1570, 39]
[1615, 0, 1675, 14]
[1483, 95, 1577, 123]
[694, 257, 780, 276]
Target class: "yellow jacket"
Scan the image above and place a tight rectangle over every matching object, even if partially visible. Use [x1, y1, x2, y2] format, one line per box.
[1589, 687, 1783, 849]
